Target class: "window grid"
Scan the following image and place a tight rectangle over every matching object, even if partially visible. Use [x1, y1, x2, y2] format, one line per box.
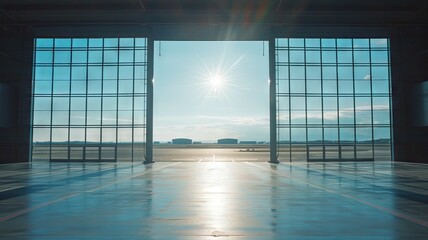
[276, 38, 392, 162]
[31, 38, 148, 162]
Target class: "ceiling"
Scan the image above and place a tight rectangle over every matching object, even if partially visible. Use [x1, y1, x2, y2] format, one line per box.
[0, 0, 427, 27]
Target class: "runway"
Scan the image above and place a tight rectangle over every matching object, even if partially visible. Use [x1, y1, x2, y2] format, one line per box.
[154, 145, 269, 162]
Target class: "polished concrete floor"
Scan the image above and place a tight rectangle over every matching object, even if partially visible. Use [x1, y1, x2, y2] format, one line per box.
[0, 161, 427, 239]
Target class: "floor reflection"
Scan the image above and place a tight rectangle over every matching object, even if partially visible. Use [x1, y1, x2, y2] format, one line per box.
[0, 162, 427, 239]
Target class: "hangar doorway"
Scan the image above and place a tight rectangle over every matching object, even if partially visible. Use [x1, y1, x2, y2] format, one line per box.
[153, 41, 270, 162]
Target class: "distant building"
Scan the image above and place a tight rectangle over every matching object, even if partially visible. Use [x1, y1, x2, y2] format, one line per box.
[193, 141, 202, 144]
[239, 141, 257, 144]
[172, 138, 192, 144]
[217, 138, 238, 144]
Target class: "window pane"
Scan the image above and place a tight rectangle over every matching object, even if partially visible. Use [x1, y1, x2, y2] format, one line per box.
[305, 39, 320, 48]
[118, 111, 133, 124]
[104, 50, 118, 63]
[69, 128, 85, 142]
[322, 51, 336, 63]
[53, 67, 70, 81]
[52, 97, 69, 111]
[371, 39, 388, 48]
[35, 51, 53, 64]
[323, 97, 337, 110]
[135, 50, 146, 62]
[134, 111, 145, 124]
[103, 97, 117, 111]
[70, 111, 85, 125]
[133, 128, 145, 143]
[71, 80, 86, 94]
[72, 51, 87, 63]
[371, 51, 388, 63]
[89, 38, 103, 47]
[134, 97, 145, 111]
[102, 111, 117, 125]
[308, 128, 322, 142]
[119, 50, 134, 63]
[290, 50, 304, 63]
[54, 51, 71, 63]
[118, 128, 132, 143]
[291, 128, 306, 142]
[322, 66, 336, 80]
[307, 97, 321, 110]
[307, 80, 321, 93]
[32, 128, 51, 142]
[353, 39, 369, 48]
[306, 51, 320, 63]
[134, 66, 146, 79]
[289, 38, 304, 47]
[103, 66, 118, 80]
[102, 128, 116, 143]
[290, 80, 305, 93]
[87, 97, 101, 110]
[70, 97, 86, 110]
[87, 128, 100, 143]
[290, 66, 305, 80]
[72, 38, 87, 48]
[33, 111, 51, 125]
[306, 66, 321, 80]
[338, 80, 353, 94]
[87, 111, 101, 125]
[321, 39, 335, 48]
[36, 39, 54, 48]
[277, 50, 288, 63]
[71, 67, 87, 80]
[337, 39, 352, 48]
[51, 128, 68, 142]
[34, 97, 51, 111]
[88, 51, 103, 63]
[324, 128, 338, 142]
[103, 80, 117, 94]
[35, 67, 53, 81]
[119, 66, 133, 80]
[120, 38, 134, 47]
[354, 51, 370, 64]
[52, 111, 69, 125]
[355, 81, 371, 94]
[338, 66, 353, 80]
[340, 128, 355, 142]
[354, 66, 371, 80]
[88, 66, 102, 79]
[307, 111, 322, 124]
[337, 51, 352, 63]
[323, 80, 337, 93]
[119, 80, 134, 93]
[372, 81, 389, 94]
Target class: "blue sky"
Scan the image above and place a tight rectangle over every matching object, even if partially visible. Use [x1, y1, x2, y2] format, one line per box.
[153, 41, 270, 142]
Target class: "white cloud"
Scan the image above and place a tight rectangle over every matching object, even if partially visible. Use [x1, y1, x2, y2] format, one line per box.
[364, 74, 371, 80]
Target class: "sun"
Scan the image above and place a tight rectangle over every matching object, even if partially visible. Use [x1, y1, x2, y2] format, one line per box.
[210, 75, 223, 91]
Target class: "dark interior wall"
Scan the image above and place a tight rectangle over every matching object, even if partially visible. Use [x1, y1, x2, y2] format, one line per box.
[0, 26, 33, 163]
[390, 27, 428, 163]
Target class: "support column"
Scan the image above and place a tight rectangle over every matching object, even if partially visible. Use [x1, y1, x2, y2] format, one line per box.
[144, 37, 154, 164]
[269, 37, 279, 164]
